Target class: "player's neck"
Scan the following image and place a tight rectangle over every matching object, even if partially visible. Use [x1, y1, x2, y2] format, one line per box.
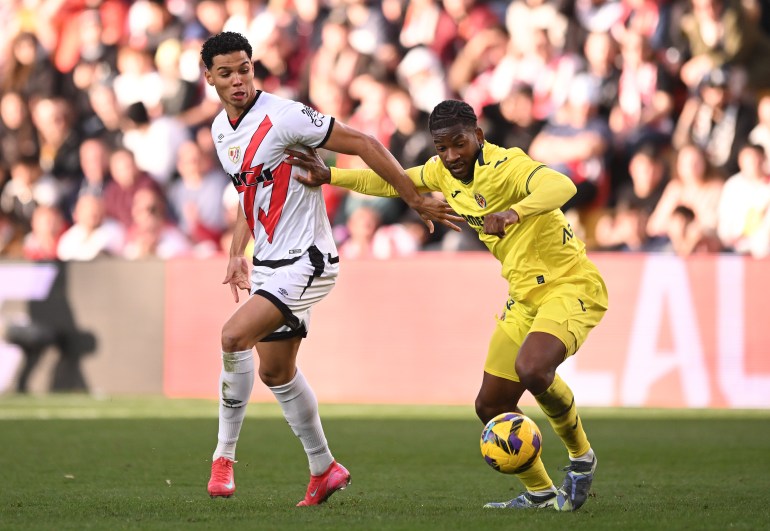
[224, 92, 257, 123]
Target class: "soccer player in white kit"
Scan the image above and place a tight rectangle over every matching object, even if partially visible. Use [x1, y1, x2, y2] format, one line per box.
[200, 32, 460, 505]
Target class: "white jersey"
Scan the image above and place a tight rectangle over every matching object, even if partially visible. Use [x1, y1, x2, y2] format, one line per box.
[211, 91, 337, 263]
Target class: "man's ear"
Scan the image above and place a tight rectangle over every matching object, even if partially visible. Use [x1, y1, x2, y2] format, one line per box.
[476, 127, 485, 147]
[204, 70, 214, 86]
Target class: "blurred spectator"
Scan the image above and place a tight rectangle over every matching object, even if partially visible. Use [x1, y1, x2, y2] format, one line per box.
[0, 31, 62, 101]
[123, 187, 192, 260]
[103, 147, 163, 227]
[672, 66, 756, 177]
[346, 0, 393, 57]
[575, 0, 626, 35]
[647, 143, 724, 242]
[0, 156, 63, 234]
[717, 143, 770, 255]
[665, 204, 722, 255]
[121, 101, 191, 186]
[580, 31, 621, 121]
[306, 9, 370, 108]
[679, 0, 770, 93]
[506, 0, 570, 54]
[57, 193, 125, 261]
[29, 97, 82, 188]
[50, 0, 128, 74]
[250, 13, 308, 100]
[487, 26, 582, 121]
[747, 94, 770, 162]
[594, 142, 670, 251]
[386, 86, 435, 169]
[0, 91, 39, 175]
[448, 25, 509, 111]
[23, 205, 67, 261]
[396, 46, 451, 114]
[64, 137, 112, 219]
[337, 73, 394, 169]
[338, 205, 421, 260]
[127, 0, 185, 55]
[167, 140, 228, 253]
[63, 7, 120, 111]
[113, 45, 164, 112]
[481, 83, 544, 154]
[611, 0, 671, 51]
[154, 38, 199, 117]
[80, 83, 125, 148]
[0, 209, 24, 258]
[528, 74, 612, 212]
[609, 30, 675, 154]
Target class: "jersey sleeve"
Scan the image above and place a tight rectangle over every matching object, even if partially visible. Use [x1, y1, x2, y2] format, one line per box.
[507, 155, 577, 221]
[330, 165, 433, 197]
[280, 101, 335, 149]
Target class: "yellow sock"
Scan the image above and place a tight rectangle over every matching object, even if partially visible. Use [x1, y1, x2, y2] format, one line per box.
[515, 457, 554, 493]
[534, 374, 590, 459]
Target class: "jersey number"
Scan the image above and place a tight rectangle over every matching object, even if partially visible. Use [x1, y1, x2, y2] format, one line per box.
[237, 115, 290, 243]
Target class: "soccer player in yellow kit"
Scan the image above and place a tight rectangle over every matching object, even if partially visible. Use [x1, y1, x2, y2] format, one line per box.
[288, 99, 608, 511]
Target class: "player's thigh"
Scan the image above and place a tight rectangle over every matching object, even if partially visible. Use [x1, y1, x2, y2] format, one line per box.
[255, 336, 302, 386]
[221, 294, 286, 350]
[483, 299, 532, 382]
[251, 256, 338, 339]
[530, 266, 608, 360]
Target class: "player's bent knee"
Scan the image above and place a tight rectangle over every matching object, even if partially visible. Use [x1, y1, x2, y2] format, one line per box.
[221, 323, 251, 353]
[475, 396, 519, 425]
[258, 367, 294, 387]
[515, 359, 554, 394]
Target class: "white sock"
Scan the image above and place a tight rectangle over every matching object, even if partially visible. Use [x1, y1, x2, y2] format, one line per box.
[529, 486, 558, 496]
[270, 368, 334, 475]
[572, 447, 595, 463]
[213, 349, 254, 461]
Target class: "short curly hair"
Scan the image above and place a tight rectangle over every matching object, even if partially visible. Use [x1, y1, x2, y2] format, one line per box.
[429, 100, 478, 132]
[200, 32, 253, 70]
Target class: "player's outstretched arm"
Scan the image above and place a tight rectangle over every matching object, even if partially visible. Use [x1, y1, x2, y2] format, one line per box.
[319, 121, 462, 233]
[222, 211, 252, 303]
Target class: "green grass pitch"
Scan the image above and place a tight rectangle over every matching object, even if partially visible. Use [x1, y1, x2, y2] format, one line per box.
[0, 396, 768, 530]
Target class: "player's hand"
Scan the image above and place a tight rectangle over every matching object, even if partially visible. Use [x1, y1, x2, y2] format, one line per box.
[410, 195, 463, 233]
[285, 149, 331, 187]
[484, 209, 519, 238]
[222, 256, 250, 303]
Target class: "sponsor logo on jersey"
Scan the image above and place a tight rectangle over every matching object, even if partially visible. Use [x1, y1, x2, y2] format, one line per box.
[451, 190, 461, 198]
[474, 193, 487, 208]
[301, 105, 325, 127]
[289, 248, 302, 254]
[278, 288, 289, 297]
[228, 146, 241, 164]
[217, 133, 225, 143]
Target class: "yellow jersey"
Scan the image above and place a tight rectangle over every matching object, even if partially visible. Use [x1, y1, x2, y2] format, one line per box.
[330, 142, 588, 304]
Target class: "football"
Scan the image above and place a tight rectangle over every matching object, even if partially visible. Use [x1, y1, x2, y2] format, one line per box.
[480, 412, 543, 474]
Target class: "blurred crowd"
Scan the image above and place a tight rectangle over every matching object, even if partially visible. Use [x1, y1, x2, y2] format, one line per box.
[1, 0, 770, 262]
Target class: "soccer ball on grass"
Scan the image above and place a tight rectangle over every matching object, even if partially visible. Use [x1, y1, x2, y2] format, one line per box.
[480, 412, 543, 474]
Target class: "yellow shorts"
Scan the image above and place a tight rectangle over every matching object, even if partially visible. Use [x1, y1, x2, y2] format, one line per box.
[484, 259, 608, 382]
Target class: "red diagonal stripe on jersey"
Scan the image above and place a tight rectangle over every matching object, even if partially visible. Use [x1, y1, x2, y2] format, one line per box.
[237, 115, 273, 231]
[257, 161, 291, 243]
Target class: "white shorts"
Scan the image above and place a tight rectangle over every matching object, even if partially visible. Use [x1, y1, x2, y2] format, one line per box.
[250, 245, 339, 342]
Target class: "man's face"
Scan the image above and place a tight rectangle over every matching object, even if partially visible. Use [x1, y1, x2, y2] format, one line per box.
[204, 50, 256, 112]
[431, 124, 484, 181]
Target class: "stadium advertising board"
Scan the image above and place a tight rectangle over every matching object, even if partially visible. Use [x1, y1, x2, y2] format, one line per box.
[163, 253, 770, 409]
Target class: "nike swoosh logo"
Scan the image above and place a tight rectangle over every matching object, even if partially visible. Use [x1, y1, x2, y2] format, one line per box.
[225, 481, 234, 489]
[310, 486, 320, 497]
[494, 157, 508, 168]
[451, 190, 461, 198]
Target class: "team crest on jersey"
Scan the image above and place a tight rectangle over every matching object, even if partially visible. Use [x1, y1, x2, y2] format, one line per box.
[228, 146, 241, 164]
[474, 193, 487, 208]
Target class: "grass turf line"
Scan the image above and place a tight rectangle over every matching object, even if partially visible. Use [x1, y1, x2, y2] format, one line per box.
[0, 397, 768, 530]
